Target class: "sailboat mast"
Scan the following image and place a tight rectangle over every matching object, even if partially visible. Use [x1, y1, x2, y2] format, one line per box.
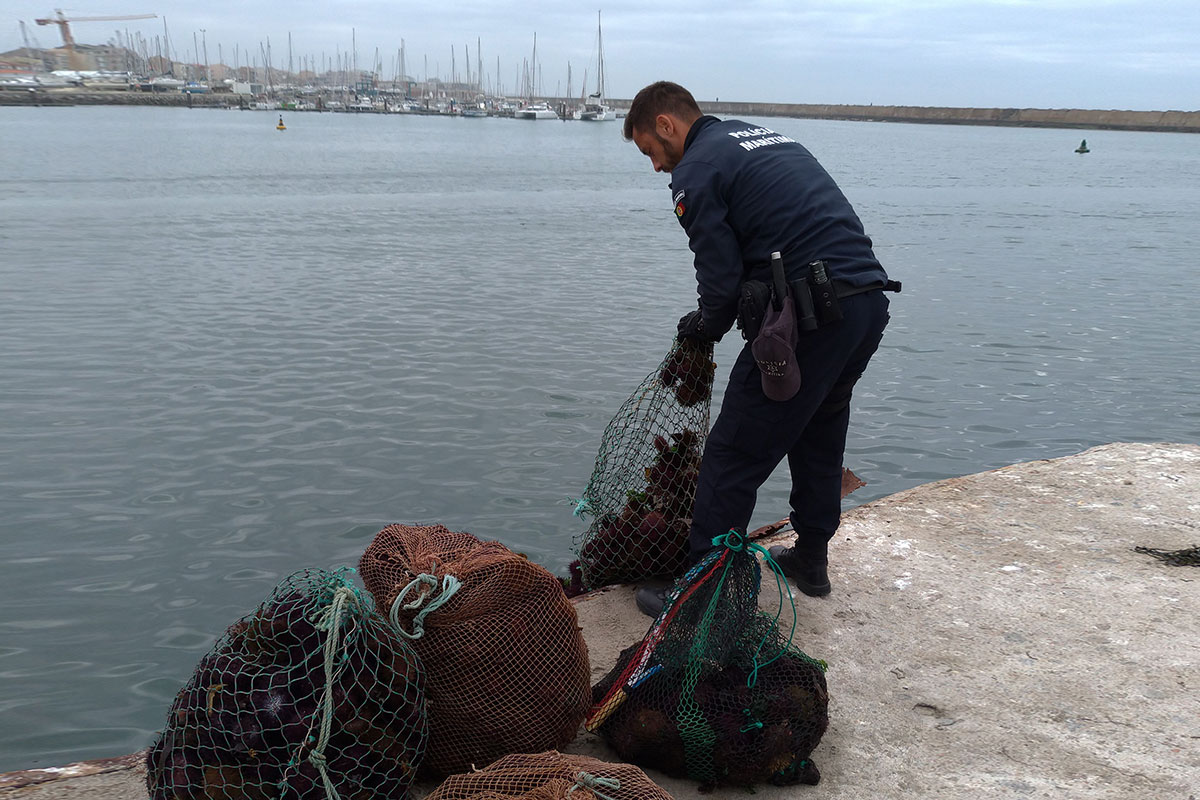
[596, 10, 604, 98]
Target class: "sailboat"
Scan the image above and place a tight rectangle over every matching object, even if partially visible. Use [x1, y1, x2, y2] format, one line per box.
[579, 11, 609, 121]
[514, 32, 560, 120]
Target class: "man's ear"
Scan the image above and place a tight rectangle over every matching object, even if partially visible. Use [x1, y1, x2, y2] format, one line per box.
[655, 113, 675, 138]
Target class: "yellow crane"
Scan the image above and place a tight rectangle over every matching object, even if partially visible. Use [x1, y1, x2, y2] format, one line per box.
[35, 9, 157, 70]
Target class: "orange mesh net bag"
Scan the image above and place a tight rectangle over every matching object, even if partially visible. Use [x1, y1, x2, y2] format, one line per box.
[425, 750, 674, 800]
[359, 524, 592, 778]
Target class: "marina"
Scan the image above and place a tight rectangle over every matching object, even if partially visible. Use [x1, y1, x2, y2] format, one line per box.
[1, 9, 624, 120]
[4, 11, 1196, 130]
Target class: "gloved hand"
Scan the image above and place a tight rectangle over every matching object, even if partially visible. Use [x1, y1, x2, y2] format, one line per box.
[677, 309, 707, 342]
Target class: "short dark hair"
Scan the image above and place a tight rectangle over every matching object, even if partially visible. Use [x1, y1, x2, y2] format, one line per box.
[623, 81, 702, 141]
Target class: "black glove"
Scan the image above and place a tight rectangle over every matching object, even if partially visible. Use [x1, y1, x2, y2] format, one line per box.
[677, 309, 708, 342]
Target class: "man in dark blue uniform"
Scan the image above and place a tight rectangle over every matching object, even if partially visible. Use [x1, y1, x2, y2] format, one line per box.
[625, 82, 895, 616]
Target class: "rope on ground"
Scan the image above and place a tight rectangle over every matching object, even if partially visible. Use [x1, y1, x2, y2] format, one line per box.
[1133, 544, 1200, 566]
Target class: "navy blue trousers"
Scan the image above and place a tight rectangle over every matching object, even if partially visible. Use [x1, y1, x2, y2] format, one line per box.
[687, 289, 891, 564]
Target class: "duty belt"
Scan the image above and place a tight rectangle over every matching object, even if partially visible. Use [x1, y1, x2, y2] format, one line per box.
[736, 261, 900, 341]
[834, 278, 903, 298]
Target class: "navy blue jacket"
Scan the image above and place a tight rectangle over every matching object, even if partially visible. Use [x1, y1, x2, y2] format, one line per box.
[669, 116, 887, 338]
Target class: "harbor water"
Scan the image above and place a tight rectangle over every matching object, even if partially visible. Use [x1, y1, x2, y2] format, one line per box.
[1, 105, 1198, 771]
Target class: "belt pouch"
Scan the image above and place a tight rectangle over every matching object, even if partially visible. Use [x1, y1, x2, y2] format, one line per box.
[737, 280, 772, 341]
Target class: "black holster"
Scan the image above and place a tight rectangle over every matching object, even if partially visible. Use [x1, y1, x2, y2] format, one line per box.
[804, 260, 843, 327]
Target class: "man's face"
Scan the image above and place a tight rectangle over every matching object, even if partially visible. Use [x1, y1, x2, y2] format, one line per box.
[632, 117, 685, 173]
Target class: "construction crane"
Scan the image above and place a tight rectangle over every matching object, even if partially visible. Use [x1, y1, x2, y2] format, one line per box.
[35, 9, 157, 70]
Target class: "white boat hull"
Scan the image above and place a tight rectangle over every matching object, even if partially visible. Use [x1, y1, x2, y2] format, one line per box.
[515, 103, 559, 120]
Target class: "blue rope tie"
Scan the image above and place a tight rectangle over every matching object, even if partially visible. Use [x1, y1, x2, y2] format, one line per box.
[568, 771, 621, 800]
[389, 573, 461, 640]
[568, 496, 593, 519]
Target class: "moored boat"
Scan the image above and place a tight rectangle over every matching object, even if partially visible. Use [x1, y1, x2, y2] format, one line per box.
[579, 11, 610, 122]
[515, 101, 559, 120]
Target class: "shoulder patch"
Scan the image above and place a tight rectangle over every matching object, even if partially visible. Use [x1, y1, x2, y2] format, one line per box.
[672, 188, 686, 217]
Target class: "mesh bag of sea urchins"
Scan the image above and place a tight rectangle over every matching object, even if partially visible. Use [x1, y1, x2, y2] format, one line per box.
[568, 337, 715, 593]
[359, 524, 592, 778]
[587, 530, 829, 789]
[425, 750, 674, 800]
[146, 568, 427, 800]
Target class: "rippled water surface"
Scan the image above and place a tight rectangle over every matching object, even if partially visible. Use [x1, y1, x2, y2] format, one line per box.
[1, 106, 1198, 769]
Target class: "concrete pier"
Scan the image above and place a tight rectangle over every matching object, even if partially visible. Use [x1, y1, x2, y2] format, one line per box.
[3, 442, 1197, 798]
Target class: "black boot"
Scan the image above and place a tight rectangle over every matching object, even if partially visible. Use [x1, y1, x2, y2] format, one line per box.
[635, 585, 669, 618]
[634, 577, 673, 618]
[768, 545, 831, 597]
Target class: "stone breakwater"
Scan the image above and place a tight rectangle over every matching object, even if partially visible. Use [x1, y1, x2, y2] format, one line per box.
[0, 90, 243, 109]
[3, 90, 1198, 132]
[690, 101, 1200, 133]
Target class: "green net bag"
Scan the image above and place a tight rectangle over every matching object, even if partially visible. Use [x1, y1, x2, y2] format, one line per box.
[585, 530, 829, 789]
[569, 337, 715, 592]
[146, 568, 428, 800]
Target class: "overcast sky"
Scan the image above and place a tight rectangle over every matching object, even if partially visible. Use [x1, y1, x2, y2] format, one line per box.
[6, 0, 1198, 111]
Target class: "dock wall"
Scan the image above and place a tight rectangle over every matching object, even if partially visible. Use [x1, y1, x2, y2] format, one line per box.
[0, 90, 244, 109]
[610, 99, 1200, 133]
[688, 101, 1200, 133]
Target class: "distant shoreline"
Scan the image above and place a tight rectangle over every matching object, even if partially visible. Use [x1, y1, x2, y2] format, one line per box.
[3, 89, 1197, 133]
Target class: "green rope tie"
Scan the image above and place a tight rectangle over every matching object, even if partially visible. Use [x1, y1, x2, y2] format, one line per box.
[308, 584, 359, 800]
[712, 528, 749, 551]
[711, 529, 799, 687]
[389, 573, 461, 640]
[734, 710, 763, 734]
[568, 771, 621, 800]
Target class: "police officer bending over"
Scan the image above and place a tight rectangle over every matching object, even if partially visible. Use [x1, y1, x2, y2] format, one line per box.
[626, 81, 897, 617]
